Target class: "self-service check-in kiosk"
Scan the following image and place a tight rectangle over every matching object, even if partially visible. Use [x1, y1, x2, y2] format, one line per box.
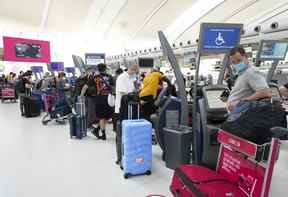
[192, 23, 243, 165]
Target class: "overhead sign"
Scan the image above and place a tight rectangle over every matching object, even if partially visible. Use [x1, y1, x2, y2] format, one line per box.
[199, 23, 243, 54]
[31, 66, 43, 73]
[85, 53, 105, 66]
[48, 62, 64, 72]
[65, 67, 76, 73]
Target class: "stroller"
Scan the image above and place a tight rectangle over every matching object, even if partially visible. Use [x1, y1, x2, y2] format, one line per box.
[42, 87, 72, 125]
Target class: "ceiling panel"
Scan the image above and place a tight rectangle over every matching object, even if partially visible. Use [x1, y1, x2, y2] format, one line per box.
[45, 0, 93, 33]
[175, 0, 288, 44]
[175, 0, 258, 43]
[106, 0, 164, 40]
[225, 0, 288, 24]
[134, 0, 196, 41]
[0, 0, 44, 26]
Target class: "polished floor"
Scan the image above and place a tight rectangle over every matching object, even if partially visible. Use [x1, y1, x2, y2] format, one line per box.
[0, 102, 287, 197]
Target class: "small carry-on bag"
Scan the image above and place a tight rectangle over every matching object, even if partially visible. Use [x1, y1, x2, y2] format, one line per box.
[69, 97, 87, 139]
[22, 96, 41, 118]
[69, 114, 87, 139]
[122, 102, 152, 179]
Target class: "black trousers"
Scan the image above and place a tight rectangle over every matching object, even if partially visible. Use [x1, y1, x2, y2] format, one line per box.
[140, 95, 156, 122]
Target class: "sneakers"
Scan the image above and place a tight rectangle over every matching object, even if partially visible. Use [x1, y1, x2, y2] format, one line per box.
[91, 127, 101, 139]
[91, 127, 107, 141]
[100, 130, 106, 141]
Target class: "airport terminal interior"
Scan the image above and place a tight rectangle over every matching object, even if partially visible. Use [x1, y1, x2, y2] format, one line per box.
[1, 0, 288, 196]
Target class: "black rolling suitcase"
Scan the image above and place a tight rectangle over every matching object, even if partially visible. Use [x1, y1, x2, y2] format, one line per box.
[116, 94, 140, 165]
[22, 96, 41, 117]
[69, 114, 87, 139]
[69, 97, 87, 139]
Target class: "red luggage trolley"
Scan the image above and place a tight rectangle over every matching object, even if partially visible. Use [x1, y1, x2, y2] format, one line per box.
[170, 129, 287, 197]
[1, 83, 16, 103]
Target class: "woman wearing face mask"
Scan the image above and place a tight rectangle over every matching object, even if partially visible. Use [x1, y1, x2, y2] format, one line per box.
[227, 46, 272, 113]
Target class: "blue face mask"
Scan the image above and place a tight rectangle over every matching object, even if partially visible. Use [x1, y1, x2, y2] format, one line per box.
[232, 62, 247, 75]
[129, 74, 137, 81]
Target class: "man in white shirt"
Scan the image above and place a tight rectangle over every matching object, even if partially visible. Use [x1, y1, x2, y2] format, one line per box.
[114, 64, 139, 164]
[114, 64, 139, 115]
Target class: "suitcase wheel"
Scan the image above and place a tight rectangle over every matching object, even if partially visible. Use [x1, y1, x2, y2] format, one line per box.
[42, 119, 51, 125]
[145, 170, 151, 176]
[120, 165, 123, 170]
[124, 173, 131, 179]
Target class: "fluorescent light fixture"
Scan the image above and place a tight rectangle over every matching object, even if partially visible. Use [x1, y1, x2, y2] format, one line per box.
[164, 0, 225, 42]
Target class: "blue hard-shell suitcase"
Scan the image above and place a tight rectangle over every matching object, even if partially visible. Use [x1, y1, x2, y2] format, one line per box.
[122, 119, 152, 179]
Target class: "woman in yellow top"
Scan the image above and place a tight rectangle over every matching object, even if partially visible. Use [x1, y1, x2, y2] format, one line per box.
[140, 70, 171, 121]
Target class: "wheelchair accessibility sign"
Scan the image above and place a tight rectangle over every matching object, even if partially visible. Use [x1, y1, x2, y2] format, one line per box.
[215, 32, 225, 46]
[199, 23, 243, 54]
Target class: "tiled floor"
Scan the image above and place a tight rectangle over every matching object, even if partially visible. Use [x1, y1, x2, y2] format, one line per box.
[0, 102, 287, 197]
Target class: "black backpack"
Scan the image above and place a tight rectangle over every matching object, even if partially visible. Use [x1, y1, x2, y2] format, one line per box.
[222, 101, 287, 144]
[15, 79, 25, 93]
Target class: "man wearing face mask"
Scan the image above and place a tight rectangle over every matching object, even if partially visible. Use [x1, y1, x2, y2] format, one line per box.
[114, 64, 139, 123]
[227, 46, 272, 112]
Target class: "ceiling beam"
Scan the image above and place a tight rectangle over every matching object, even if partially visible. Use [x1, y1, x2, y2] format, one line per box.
[39, 0, 51, 32]
[102, 0, 129, 38]
[130, 0, 169, 41]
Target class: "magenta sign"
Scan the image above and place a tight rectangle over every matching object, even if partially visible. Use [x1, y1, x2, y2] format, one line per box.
[3, 36, 51, 63]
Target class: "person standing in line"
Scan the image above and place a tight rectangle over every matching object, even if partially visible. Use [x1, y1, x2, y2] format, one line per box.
[92, 63, 115, 140]
[114, 64, 139, 164]
[80, 71, 98, 134]
[17, 71, 33, 116]
[114, 64, 139, 128]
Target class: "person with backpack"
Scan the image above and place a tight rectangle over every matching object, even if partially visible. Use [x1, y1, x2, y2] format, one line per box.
[80, 71, 98, 134]
[91, 63, 115, 140]
[16, 71, 33, 116]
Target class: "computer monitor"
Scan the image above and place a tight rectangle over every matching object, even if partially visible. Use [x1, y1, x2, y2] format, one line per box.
[258, 40, 288, 61]
[205, 89, 227, 109]
[138, 58, 154, 68]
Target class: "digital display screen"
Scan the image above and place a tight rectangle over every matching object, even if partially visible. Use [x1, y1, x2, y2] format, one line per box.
[139, 58, 154, 68]
[65, 67, 76, 73]
[31, 66, 43, 73]
[85, 53, 105, 66]
[15, 42, 41, 58]
[259, 41, 288, 60]
[200, 23, 242, 54]
[49, 62, 64, 71]
[206, 90, 226, 109]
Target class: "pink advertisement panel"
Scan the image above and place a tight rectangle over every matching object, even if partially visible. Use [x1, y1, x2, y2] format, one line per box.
[3, 36, 51, 63]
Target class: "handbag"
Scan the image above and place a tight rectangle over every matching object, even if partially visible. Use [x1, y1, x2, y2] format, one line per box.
[108, 93, 115, 107]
